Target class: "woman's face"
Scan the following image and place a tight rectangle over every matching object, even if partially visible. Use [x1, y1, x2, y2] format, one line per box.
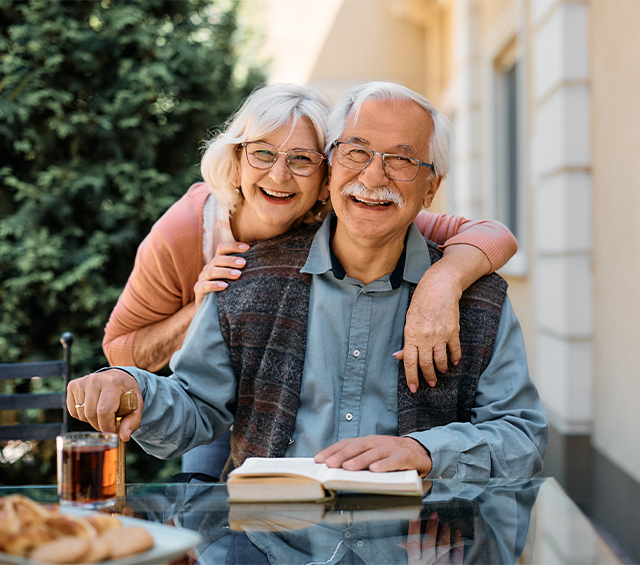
[233, 117, 328, 240]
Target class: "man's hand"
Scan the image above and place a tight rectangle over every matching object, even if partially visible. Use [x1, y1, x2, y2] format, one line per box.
[314, 435, 432, 477]
[67, 369, 143, 442]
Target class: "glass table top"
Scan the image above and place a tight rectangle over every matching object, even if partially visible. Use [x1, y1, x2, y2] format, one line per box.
[0, 477, 622, 564]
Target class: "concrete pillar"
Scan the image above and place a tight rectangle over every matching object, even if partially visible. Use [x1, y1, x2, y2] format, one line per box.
[531, 0, 593, 434]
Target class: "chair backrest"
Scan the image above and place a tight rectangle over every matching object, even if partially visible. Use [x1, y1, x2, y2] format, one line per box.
[0, 333, 73, 441]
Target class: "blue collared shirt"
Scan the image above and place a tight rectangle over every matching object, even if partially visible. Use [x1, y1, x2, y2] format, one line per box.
[123, 215, 548, 478]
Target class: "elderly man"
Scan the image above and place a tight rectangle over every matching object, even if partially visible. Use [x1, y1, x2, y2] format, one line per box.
[69, 82, 547, 479]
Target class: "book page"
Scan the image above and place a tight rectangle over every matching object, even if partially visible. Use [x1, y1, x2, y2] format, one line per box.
[322, 466, 418, 485]
[229, 457, 328, 482]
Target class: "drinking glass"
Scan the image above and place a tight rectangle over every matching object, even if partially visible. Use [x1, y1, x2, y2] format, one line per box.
[56, 432, 118, 509]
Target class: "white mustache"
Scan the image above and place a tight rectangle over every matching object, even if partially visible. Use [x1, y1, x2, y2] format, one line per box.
[340, 182, 405, 209]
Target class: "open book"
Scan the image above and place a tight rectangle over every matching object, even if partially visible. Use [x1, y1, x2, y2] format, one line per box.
[227, 457, 423, 502]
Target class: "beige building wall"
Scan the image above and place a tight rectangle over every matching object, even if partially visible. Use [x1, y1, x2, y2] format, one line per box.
[591, 0, 640, 482]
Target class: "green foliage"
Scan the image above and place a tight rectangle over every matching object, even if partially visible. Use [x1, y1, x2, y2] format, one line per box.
[0, 0, 264, 484]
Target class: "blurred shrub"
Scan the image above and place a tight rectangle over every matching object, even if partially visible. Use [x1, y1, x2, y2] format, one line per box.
[0, 0, 264, 484]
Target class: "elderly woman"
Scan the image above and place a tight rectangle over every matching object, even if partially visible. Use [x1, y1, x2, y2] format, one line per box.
[101, 83, 517, 479]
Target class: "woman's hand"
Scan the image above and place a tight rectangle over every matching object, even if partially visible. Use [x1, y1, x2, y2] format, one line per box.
[67, 369, 143, 442]
[194, 242, 250, 309]
[398, 244, 491, 391]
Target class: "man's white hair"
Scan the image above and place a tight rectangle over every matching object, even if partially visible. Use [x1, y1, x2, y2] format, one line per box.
[325, 81, 451, 178]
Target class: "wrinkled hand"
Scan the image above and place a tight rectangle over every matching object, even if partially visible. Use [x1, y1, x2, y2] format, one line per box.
[398, 265, 462, 391]
[314, 435, 432, 477]
[67, 369, 143, 442]
[194, 242, 250, 309]
[398, 513, 464, 565]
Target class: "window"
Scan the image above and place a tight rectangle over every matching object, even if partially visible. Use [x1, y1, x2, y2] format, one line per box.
[492, 41, 527, 275]
[496, 60, 520, 237]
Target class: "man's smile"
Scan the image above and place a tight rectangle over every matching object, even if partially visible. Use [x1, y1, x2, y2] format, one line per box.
[340, 181, 405, 209]
[350, 195, 393, 207]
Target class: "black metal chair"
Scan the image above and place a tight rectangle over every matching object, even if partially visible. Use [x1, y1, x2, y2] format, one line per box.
[0, 333, 73, 441]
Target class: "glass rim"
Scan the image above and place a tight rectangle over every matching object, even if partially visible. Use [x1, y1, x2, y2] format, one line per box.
[57, 431, 118, 446]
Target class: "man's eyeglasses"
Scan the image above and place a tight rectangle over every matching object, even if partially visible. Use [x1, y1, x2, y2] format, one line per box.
[332, 141, 434, 182]
[241, 142, 325, 177]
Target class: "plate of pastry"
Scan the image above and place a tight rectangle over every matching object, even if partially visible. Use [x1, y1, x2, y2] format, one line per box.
[0, 494, 201, 565]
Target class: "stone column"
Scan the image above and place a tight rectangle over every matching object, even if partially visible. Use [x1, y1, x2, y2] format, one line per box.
[531, 0, 593, 435]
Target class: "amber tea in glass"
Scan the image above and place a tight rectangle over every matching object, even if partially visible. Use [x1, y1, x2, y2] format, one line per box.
[56, 432, 118, 509]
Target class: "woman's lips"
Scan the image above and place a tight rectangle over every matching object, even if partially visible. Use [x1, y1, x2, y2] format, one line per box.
[260, 187, 295, 201]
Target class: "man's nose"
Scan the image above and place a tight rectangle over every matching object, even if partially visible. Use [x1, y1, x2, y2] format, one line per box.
[268, 155, 293, 183]
[358, 153, 389, 185]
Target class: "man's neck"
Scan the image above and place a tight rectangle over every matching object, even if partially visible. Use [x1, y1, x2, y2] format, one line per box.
[331, 219, 408, 285]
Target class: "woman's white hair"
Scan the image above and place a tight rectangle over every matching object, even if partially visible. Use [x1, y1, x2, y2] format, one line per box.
[325, 81, 451, 178]
[201, 83, 332, 212]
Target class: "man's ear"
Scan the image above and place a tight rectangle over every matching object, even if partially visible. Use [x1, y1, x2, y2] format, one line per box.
[422, 174, 443, 209]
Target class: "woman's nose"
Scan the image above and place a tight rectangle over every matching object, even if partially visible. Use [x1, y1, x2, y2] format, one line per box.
[268, 155, 293, 183]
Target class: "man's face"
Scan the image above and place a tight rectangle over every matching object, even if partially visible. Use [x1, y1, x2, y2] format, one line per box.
[327, 99, 442, 247]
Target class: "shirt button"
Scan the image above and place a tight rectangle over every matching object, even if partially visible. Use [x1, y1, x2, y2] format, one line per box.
[353, 349, 360, 357]
[357, 540, 364, 547]
[345, 532, 352, 538]
[345, 413, 353, 421]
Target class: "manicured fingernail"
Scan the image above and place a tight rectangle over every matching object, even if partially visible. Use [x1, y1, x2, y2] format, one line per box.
[453, 360, 459, 366]
[238, 244, 249, 250]
[217, 282, 228, 288]
[409, 384, 417, 393]
[230, 269, 242, 276]
[427, 381, 436, 387]
[392, 350, 402, 356]
[234, 259, 245, 265]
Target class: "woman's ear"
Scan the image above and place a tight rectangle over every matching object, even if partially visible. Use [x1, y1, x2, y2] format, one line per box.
[319, 175, 330, 202]
[232, 164, 241, 189]
[231, 145, 244, 188]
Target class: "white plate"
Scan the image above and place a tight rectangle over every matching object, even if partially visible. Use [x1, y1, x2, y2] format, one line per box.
[0, 510, 202, 565]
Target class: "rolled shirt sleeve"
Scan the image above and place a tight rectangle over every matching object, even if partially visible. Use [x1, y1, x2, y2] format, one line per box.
[408, 296, 549, 479]
[112, 292, 237, 459]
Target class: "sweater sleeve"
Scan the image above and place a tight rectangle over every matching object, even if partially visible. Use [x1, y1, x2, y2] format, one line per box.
[413, 211, 518, 273]
[102, 186, 207, 366]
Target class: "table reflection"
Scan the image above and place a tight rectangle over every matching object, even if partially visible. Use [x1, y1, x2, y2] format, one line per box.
[137, 479, 540, 565]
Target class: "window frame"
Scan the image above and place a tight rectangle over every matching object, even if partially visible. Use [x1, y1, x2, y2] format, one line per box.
[481, 5, 529, 277]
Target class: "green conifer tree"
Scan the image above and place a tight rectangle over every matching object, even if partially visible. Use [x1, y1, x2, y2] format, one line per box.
[0, 0, 264, 483]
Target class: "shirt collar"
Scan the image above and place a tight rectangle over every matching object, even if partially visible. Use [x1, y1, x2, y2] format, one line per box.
[301, 212, 432, 286]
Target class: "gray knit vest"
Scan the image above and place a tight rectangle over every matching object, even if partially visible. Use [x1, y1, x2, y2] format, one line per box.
[217, 224, 508, 479]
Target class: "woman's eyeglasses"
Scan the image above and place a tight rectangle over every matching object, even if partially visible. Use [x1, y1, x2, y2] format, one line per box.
[241, 142, 325, 177]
